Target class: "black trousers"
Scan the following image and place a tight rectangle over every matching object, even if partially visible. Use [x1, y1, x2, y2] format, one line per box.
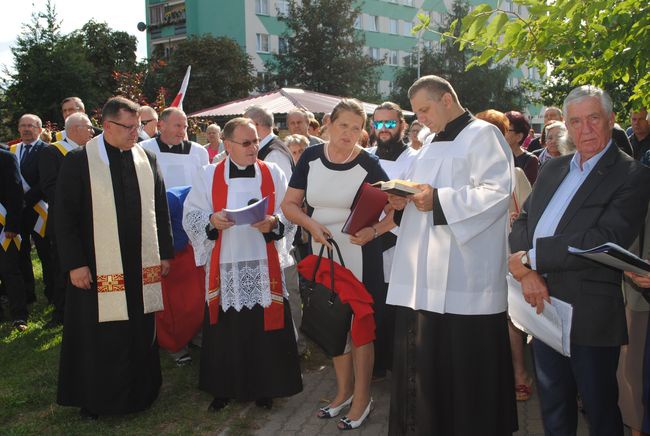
[18, 229, 52, 303]
[0, 239, 28, 320]
[49, 239, 66, 321]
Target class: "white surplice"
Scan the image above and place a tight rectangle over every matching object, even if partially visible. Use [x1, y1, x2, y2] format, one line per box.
[182, 158, 295, 311]
[367, 145, 419, 281]
[140, 138, 209, 188]
[386, 119, 514, 315]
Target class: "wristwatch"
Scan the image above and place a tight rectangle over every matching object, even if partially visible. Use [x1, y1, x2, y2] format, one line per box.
[520, 251, 531, 268]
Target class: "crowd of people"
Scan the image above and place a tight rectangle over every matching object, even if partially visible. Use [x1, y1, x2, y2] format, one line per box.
[1, 74, 650, 436]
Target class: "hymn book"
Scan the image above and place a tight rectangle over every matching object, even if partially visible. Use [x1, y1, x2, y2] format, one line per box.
[372, 179, 421, 197]
[342, 183, 388, 235]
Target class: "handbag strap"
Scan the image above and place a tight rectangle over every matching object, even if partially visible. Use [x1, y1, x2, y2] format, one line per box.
[310, 238, 347, 304]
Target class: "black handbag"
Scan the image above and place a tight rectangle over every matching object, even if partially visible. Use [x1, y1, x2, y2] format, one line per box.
[299, 238, 353, 357]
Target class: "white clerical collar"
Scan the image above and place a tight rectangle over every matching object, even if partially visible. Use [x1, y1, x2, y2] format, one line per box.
[230, 157, 249, 170]
[259, 133, 275, 149]
[64, 137, 80, 148]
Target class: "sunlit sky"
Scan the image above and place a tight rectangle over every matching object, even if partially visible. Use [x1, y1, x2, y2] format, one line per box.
[1, 0, 148, 77]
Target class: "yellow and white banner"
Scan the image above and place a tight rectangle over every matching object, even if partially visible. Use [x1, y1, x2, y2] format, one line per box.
[0, 203, 22, 251]
[33, 200, 48, 237]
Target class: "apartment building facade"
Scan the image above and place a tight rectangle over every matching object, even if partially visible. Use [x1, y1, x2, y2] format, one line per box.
[144, 0, 542, 121]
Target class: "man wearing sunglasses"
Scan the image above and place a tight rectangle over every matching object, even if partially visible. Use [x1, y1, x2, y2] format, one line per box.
[366, 101, 418, 379]
[137, 106, 159, 141]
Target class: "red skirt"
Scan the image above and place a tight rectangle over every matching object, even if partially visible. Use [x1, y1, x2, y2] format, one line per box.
[155, 244, 205, 352]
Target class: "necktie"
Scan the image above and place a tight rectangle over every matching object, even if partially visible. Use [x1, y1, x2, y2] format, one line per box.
[20, 144, 32, 166]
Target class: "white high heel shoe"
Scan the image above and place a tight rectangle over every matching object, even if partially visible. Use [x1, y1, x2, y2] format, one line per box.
[317, 395, 353, 419]
[337, 398, 373, 430]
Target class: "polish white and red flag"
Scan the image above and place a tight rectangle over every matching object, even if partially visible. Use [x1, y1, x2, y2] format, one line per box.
[170, 65, 191, 110]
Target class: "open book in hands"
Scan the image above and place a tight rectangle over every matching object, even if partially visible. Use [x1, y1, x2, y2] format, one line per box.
[371, 179, 422, 197]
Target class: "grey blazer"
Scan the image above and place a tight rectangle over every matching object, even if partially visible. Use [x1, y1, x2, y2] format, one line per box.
[510, 145, 650, 346]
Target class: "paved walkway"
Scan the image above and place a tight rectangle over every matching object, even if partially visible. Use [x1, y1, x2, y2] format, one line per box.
[221, 360, 590, 435]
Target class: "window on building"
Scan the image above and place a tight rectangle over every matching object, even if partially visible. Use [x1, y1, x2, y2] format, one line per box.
[403, 21, 413, 36]
[353, 15, 362, 29]
[369, 47, 381, 60]
[389, 19, 399, 34]
[256, 33, 270, 52]
[403, 0, 415, 6]
[149, 4, 165, 26]
[367, 15, 379, 31]
[278, 36, 289, 54]
[276, 0, 289, 16]
[256, 0, 269, 15]
[388, 50, 399, 65]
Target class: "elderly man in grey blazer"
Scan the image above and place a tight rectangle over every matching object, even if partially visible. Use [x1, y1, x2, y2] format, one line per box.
[509, 85, 650, 436]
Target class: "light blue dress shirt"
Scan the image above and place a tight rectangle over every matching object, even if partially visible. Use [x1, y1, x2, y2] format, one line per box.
[529, 141, 613, 269]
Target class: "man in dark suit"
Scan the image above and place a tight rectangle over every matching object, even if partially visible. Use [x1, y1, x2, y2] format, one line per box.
[509, 85, 650, 436]
[0, 148, 28, 330]
[39, 113, 94, 327]
[11, 114, 53, 305]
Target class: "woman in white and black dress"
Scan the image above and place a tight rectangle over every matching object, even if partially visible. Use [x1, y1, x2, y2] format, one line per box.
[282, 99, 393, 430]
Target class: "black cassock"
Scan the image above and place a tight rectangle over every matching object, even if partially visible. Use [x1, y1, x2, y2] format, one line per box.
[55, 141, 173, 415]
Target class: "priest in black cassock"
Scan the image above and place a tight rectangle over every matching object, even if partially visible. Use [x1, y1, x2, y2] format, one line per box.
[183, 117, 302, 412]
[55, 96, 174, 419]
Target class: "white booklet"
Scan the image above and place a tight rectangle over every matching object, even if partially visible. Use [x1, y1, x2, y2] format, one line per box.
[568, 242, 650, 275]
[507, 275, 573, 356]
[223, 197, 269, 225]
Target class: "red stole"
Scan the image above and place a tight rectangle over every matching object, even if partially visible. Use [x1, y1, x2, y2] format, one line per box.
[208, 159, 284, 330]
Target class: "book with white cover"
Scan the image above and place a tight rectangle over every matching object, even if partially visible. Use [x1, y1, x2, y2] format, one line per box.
[507, 275, 573, 356]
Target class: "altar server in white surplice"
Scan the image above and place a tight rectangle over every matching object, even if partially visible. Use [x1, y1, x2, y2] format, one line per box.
[140, 107, 209, 365]
[140, 107, 209, 188]
[386, 75, 518, 436]
[366, 101, 418, 378]
[182, 117, 302, 413]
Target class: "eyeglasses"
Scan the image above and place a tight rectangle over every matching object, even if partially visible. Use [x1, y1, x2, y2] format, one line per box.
[229, 138, 260, 148]
[109, 120, 139, 132]
[140, 119, 156, 127]
[372, 120, 398, 130]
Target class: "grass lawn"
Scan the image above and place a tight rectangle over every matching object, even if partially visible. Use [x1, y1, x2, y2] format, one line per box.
[0, 252, 328, 435]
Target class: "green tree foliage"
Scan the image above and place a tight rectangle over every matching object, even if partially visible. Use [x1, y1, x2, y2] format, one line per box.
[2, 1, 139, 132]
[68, 20, 138, 105]
[445, 0, 649, 111]
[3, 1, 94, 130]
[152, 35, 256, 114]
[391, 0, 526, 113]
[266, 0, 383, 101]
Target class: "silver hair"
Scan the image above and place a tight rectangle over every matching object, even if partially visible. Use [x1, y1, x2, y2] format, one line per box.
[562, 85, 613, 118]
[19, 114, 42, 128]
[544, 121, 571, 155]
[244, 105, 274, 128]
[64, 112, 91, 131]
[287, 108, 309, 122]
[206, 123, 221, 133]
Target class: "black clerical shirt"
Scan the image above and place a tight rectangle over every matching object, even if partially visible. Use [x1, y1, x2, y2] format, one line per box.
[156, 137, 191, 155]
